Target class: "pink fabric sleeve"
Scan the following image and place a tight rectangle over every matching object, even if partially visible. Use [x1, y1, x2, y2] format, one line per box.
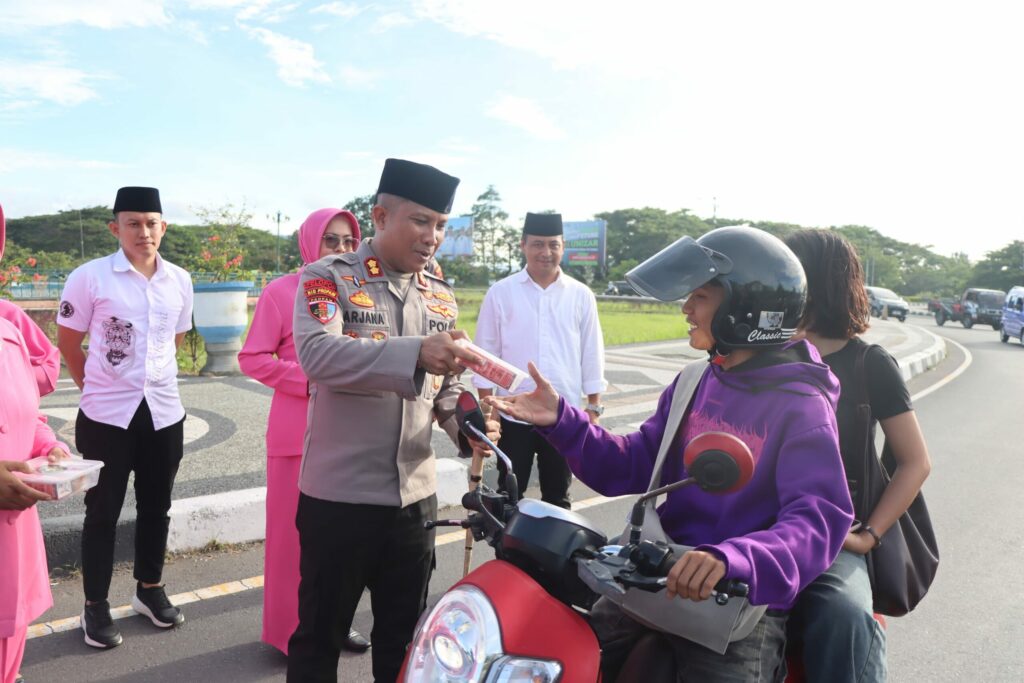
[0, 301, 59, 396]
[238, 287, 308, 399]
[30, 414, 68, 459]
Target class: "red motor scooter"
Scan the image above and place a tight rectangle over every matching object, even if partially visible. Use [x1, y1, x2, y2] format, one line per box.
[399, 394, 757, 683]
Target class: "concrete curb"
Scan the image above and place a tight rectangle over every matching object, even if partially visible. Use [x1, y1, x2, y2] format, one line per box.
[165, 487, 268, 553]
[42, 461, 470, 569]
[40, 330, 945, 569]
[896, 326, 947, 383]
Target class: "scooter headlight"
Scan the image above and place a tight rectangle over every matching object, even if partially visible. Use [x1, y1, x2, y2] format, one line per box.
[404, 586, 503, 682]
[485, 656, 563, 682]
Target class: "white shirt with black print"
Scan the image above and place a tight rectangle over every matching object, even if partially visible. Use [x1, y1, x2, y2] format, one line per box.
[58, 249, 194, 430]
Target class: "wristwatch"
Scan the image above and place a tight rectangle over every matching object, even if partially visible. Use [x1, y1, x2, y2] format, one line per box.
[585, 403, 605, 416]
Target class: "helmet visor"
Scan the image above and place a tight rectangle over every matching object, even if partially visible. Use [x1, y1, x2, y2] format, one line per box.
[625, 235, 733, 301]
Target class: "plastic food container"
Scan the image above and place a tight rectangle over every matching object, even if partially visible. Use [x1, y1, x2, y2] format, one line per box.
[455, 339, 529, 392]
[17, 457, 105, 499]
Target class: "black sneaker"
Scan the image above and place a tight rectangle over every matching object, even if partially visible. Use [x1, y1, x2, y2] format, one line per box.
[81, 600, 123, 649]
[132, 583, 185, 628]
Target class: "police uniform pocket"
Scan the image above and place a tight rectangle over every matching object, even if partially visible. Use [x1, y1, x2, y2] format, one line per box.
[421, 288, 459, 335]
[324, 325, 388, 398]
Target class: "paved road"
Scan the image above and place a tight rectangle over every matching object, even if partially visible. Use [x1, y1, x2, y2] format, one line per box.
[883, 318, 1024, 681]
[24, 317, 995, 682]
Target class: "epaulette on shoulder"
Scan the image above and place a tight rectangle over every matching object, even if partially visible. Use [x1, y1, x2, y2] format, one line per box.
[422, 268, 449, 286]
[337, 251, 360, 265]
[317, 252, 359, 272]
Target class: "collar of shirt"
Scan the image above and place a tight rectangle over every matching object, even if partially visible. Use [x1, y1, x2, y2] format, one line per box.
[514, 267, 565, 290]
[113, 248, 169, 281]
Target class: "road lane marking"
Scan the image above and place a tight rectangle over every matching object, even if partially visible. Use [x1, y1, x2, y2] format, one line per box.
[28, 494, 626, 640]
[909, 334, 972, 403]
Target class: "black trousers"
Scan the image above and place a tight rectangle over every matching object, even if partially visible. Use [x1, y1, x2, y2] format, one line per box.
[287, 493, 437, 683]
[496, 417, 572, 509]
[76, 400, 185, 602]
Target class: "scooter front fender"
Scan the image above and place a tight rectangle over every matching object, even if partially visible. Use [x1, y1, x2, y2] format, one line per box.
[458, 560, 602, 682]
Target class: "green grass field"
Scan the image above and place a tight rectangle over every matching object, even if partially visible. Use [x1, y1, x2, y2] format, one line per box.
[452, 288, 688, 346]
[177, 288, 689, 374]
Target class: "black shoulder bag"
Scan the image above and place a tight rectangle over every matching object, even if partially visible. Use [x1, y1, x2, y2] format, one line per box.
[852, 343, 939, 617]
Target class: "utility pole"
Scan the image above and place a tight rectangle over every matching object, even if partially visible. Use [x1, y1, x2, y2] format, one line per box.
[76, 208, 85, 259]
[274, 211, 282, 273]
[712, 196, 718, 228]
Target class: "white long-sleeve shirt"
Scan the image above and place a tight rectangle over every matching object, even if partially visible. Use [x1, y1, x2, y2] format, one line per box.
[472, 268, 607, 410]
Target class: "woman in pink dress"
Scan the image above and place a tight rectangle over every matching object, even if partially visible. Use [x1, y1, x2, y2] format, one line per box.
[0, 202, 71, 683]
[238, 207, 368, 655]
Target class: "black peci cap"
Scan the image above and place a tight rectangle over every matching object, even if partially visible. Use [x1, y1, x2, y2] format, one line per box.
[113, 187, 162, 214]
[523, 212, 563, 237]
[376, 159, 460, 214]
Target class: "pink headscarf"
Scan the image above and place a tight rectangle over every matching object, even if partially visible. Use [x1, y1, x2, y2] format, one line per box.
[0, 202, 5, 261]
[297, 208, 360, 267]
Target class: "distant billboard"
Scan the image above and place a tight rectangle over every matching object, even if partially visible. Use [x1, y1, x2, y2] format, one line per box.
[435, 216, 474, 258]
[561, 220, 607, 268]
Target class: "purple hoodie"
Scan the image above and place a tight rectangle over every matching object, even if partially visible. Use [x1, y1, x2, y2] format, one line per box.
[537, 340, 854, 610]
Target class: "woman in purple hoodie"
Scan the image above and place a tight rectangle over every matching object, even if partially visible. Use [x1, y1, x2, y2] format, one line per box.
[238, 208, 369, 655]
[488, 226, 854, 681]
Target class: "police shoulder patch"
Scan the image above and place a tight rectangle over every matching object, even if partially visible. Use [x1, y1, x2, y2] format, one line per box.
[304, 277, 339, 324]
[308, 299, 338, 324]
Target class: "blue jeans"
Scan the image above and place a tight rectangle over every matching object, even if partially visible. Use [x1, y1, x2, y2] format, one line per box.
[789, 550, 887, 682]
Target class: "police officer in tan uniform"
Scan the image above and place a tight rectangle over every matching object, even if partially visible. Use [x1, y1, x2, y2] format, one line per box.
[287, 159, 498, 683]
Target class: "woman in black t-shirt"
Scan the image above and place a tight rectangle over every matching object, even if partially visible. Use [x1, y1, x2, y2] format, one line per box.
[784, 229, 932, 683]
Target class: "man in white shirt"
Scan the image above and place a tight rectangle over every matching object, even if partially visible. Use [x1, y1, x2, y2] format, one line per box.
[57, 187, 194, 650]
[474, 212, 607, 509]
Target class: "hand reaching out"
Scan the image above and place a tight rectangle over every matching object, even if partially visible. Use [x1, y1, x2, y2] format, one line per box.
[483, 362, 560, 427]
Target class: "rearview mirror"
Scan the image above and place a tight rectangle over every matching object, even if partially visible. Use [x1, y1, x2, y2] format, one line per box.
[683, 432, 754, 493]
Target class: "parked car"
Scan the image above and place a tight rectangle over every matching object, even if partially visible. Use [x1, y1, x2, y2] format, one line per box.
[865, 286, 909, 322]
[604, 280, 639, 296]
[935, 288, 1005, 329]
[1000, 286, 1024, 345]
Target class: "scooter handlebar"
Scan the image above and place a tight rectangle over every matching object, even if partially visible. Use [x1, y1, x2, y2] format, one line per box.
[626, 540, 750, 603]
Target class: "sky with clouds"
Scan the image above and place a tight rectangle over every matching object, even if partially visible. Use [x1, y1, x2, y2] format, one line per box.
[1, 0, 1022, 260]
